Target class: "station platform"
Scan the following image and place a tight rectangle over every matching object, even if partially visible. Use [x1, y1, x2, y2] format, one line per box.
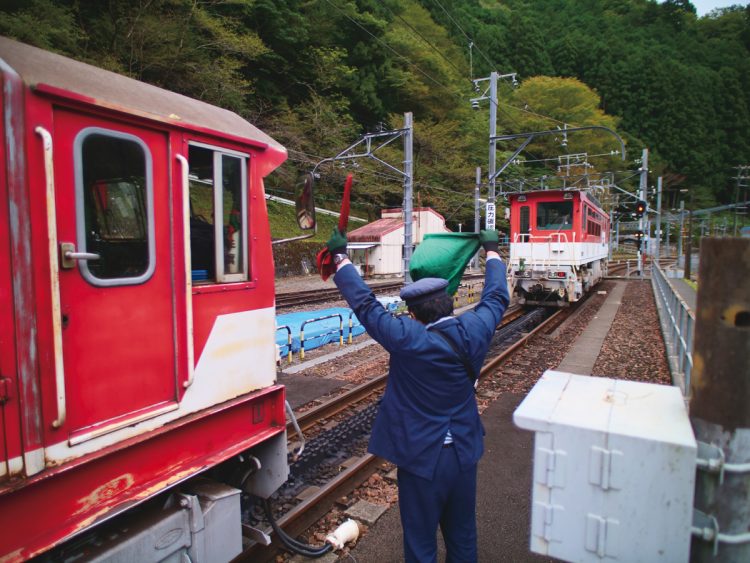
[557, 283, 626, 375]
[347, 391, 549, 562]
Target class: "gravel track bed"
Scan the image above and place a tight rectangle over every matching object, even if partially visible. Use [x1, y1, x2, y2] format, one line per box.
[592, 280, 671, 384]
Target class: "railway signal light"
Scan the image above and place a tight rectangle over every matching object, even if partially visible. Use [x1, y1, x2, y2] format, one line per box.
[635, 200, 647, 217]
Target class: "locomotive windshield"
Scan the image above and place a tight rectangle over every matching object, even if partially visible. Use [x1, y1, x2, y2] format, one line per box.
[536, 201, 573, 230]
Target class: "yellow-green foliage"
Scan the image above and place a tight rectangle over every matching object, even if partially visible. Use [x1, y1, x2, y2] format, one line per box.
[266, 199, 346, 243]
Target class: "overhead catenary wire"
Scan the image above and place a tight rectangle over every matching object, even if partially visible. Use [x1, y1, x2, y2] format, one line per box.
[286, 149, 475, 199]
[428, 0, 496, 71]
[321, 0, 466, 100]
[380, 2, 466, 79]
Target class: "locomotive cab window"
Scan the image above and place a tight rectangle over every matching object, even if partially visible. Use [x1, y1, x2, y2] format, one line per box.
[188, 144, 248, 283]
[536, 201, 573, 230]
[75, 129, 155, 286]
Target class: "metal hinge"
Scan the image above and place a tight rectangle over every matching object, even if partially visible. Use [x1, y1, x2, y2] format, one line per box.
[589, 446, 624, 490]
[534, 446, 567, 488]
[585, 513, 620, 558]
[532, 501, 565, 543]
[0, 376, 11, 404]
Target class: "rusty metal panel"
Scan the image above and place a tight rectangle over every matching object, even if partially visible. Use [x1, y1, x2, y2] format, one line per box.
[690, 238, 750, 430]
[1, 48, 44, 476]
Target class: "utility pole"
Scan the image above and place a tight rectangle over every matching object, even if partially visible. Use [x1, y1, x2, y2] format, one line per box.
[637, 148, 649, 277]
[403, 112, 414, 282]
[655, 177, 662, 263]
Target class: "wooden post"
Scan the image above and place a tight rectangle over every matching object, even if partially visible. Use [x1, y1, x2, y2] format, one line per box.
[690, 238, 750, 562]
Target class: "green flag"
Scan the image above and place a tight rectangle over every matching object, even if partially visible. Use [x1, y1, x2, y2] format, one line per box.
[409, 233, 480, 295]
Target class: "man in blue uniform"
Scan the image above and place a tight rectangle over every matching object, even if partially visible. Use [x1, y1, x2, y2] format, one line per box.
[327, 228, 509, 562]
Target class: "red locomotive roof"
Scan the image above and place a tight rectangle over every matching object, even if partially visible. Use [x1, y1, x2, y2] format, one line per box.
[0, 37, 285, 168]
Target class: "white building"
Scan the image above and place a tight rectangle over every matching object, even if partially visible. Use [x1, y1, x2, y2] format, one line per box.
[347, 207, 451, 278]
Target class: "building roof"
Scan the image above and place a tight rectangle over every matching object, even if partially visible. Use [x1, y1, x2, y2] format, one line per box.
[0, 37, 286, 173]
[348, 218, 403, 242]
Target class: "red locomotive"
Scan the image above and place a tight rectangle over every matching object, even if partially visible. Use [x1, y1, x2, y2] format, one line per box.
[0, 37, 311, 561]
[508, 189, 610, 305]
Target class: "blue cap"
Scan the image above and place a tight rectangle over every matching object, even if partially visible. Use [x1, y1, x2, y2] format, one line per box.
[400, 277, 449, 306]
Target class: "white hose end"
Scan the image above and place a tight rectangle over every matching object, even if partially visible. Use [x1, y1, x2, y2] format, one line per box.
[325, 519, 360, 550]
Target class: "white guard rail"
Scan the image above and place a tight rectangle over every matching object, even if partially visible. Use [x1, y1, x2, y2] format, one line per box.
[651, 263, 694, 396]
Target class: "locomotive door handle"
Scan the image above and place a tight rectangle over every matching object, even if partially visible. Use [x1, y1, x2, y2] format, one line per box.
[60, 242, 100, 269]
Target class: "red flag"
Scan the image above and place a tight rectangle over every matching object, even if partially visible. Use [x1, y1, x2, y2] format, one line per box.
[317, 174, 353, 281]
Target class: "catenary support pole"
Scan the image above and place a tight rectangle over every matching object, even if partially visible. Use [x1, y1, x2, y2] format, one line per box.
[486, 71, 498, 230]
[678, 201, 685, 269]
[655, 177, 662, 263]
[690, 238, 750, 562]
[637, 148, 648, 278]
[402, 112, 414, 282]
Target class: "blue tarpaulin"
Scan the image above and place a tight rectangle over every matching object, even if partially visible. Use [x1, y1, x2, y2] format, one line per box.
[275, 298, 401, 356]
[276, 307, 364, 356]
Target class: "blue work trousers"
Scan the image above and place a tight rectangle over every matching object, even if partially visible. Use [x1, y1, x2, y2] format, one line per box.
[397, 445, 478, 563]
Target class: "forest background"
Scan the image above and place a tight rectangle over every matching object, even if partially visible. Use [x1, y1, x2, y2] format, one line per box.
[2, 0, 749, 232]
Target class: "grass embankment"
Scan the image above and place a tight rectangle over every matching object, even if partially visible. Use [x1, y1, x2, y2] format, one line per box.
[267, 198, 349, 243]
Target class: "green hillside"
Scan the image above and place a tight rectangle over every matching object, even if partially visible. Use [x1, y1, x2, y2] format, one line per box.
[3, 0, 748, 235]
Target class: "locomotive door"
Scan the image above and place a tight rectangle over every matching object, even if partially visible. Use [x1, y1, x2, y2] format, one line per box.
[53, 110, 177, 441]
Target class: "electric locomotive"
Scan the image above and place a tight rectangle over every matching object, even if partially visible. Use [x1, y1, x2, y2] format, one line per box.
[508, 189, 609, 306]
[0, 37, 313, 561]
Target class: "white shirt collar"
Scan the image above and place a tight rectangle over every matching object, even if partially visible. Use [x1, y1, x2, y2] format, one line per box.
[425, 316, 453, 330]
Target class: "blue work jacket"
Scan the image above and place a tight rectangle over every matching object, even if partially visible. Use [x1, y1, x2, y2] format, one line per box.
[334, 258, 509, 480]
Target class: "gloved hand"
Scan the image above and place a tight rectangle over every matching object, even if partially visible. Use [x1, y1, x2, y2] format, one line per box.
[327, 228, 348, 256]
[479, 229, 499, 253]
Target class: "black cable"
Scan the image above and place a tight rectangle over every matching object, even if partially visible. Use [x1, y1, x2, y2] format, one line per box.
[262, 498, 333, 558]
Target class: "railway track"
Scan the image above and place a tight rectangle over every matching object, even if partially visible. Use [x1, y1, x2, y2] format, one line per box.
[275, 273, 486, 309]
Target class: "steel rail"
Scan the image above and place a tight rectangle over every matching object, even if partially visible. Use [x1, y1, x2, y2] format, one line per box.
[284, 306, 526, 435]
[481, 309, 565, 374]
[238, 454, 385, 562]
